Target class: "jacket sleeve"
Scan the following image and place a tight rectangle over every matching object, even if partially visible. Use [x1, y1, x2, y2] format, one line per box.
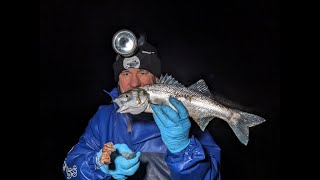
[165, 130, 221, 180]
[62, 106, 112, 180]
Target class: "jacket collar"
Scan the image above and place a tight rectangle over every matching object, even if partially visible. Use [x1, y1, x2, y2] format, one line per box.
[103, 87, 119, 100]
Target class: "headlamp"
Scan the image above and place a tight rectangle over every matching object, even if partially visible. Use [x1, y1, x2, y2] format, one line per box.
[112, 29, 138, 57]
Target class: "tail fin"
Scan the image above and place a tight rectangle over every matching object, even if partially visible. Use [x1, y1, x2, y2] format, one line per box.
[228, 111, 266, 145]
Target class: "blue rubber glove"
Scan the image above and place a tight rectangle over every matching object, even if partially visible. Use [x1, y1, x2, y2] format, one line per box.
[150, 97, 191, 153]
[97, 144, 141, 180]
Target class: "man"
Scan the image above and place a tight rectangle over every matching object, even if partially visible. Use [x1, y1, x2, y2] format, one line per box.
[63, 41, 221, 179]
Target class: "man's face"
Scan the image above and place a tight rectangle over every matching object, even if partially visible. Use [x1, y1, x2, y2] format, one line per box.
[118, 68, 157, 93]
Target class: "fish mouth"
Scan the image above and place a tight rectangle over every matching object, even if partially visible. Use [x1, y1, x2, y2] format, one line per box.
[117, 99, 149, 114]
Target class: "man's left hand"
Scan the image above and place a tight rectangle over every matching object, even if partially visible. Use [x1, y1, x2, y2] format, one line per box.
[150, 97, 191, 153]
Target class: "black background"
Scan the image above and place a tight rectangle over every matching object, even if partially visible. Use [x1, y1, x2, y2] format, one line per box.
[40, 0, 280, 179]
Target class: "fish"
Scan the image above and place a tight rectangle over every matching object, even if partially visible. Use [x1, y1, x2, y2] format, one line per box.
[113, 74, 266, 145]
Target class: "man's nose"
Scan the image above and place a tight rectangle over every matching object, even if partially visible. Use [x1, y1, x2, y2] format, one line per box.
[130, 74, 141, 88]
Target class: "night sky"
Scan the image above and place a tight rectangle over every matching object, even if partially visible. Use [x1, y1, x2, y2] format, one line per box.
[40, 0, 280, 179]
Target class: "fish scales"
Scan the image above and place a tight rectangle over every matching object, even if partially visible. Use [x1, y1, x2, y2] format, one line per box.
[141, 84, 233, 122]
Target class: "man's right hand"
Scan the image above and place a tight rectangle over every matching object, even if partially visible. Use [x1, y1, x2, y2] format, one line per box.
[97, 144, 141, 179]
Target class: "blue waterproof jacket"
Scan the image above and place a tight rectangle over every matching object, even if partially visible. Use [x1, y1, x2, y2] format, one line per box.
[63, 87, 221, 179]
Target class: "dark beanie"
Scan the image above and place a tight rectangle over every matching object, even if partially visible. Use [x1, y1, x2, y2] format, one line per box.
[113, 42, 161, 82]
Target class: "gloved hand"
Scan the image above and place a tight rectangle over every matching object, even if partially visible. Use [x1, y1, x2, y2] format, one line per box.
[97, 144, 141, 179]
[150, 97, 191, 153]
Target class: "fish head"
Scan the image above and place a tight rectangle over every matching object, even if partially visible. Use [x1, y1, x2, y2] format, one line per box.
[113, 88, 149, 115]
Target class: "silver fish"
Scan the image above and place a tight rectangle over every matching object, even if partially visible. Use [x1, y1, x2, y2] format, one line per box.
[114, 74, 266, 145]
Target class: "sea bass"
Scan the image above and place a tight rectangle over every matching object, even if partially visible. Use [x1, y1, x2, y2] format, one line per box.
[113, 74, 266, 145]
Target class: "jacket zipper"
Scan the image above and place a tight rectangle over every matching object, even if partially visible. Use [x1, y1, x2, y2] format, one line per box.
[124, 113, 132, 133]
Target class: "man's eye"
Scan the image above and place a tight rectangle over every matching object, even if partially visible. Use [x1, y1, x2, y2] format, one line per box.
[140, 71, 148, 75]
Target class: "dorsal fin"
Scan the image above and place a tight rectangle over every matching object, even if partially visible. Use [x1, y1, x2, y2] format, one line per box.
[188, 79, 212, 97]
[158, 74, 185, 87]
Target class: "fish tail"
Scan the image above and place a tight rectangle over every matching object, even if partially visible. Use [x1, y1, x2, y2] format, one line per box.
[227, 111, 266, 145]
